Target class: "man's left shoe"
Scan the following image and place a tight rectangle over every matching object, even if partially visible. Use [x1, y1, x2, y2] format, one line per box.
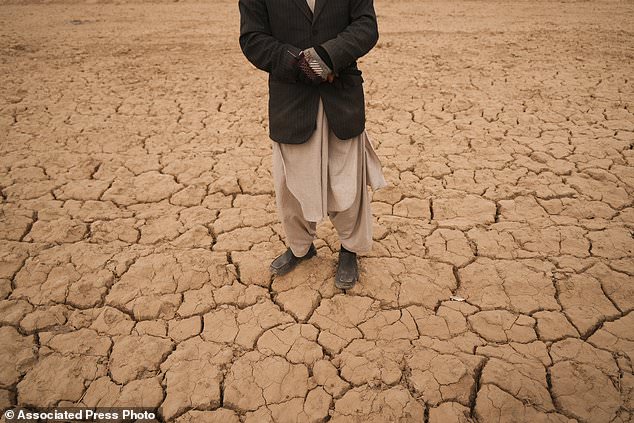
[335, 246, 359, 290]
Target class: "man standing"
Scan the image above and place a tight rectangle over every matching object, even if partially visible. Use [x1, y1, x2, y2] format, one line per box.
[238, 0, 386, 289]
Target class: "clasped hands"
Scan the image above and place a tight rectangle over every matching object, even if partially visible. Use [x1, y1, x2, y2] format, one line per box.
[288, 48, 335, 85]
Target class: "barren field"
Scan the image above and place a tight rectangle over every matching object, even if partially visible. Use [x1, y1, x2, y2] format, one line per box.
[1, 0, 633, 421]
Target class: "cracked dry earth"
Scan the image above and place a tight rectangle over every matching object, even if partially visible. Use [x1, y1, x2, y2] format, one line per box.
[0, 0, 633, 422]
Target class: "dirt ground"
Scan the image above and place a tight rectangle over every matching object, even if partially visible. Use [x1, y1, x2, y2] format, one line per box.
[0, 0, 633, 421]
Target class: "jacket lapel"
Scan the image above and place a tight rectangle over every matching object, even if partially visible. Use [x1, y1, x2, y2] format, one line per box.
[292, 0, 313, 21]
[312, 0, 329, 23]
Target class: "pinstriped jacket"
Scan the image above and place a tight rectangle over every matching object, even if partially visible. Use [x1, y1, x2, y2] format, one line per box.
[238, 0, 379, 144]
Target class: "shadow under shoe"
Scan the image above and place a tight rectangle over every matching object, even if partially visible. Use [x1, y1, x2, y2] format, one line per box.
[335, 247, 359, 290]
[269, 243, 317, 276]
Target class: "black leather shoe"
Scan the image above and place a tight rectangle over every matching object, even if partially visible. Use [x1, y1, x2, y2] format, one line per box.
[335, 246, 359, 290]
[269, 243, 317, 276]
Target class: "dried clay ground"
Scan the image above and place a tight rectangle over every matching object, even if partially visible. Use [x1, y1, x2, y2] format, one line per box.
[0, 0, 633, 422]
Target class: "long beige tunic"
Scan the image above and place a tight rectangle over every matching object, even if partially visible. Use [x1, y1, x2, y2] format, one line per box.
[272, 98, 386, 223]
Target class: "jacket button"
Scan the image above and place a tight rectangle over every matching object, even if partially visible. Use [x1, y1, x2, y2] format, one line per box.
[312, 29, 318, 36]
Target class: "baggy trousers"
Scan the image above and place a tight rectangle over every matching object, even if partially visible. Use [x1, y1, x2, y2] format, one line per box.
[271, 98, 387, 257]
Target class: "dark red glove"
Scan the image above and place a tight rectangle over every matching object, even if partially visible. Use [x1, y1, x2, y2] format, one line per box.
[287, 50, 324, 85]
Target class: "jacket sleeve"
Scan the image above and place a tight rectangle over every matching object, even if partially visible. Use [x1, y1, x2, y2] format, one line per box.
[319, 0, 379, 73]
[238, 0, 301, 82]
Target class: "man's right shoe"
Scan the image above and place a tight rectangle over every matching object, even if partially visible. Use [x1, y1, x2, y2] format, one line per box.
[269, 243, 317, 276]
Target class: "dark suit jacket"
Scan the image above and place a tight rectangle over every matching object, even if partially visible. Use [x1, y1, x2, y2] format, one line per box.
[238, 0, 379, 144]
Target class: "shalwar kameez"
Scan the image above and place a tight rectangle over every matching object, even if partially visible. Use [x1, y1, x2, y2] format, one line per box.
[271, 0, 387, 258]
